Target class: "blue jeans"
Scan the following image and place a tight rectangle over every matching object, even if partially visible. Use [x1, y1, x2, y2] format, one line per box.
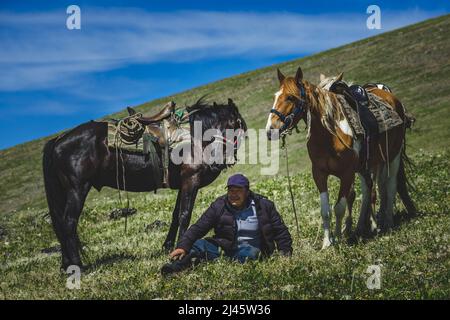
[190, 239, 260, 263]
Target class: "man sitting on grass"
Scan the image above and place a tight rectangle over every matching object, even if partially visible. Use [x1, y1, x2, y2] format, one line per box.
[161, 173, 293, 276]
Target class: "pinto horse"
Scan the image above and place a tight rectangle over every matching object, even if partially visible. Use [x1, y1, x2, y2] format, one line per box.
[266, 67, 414, 249]
[318, 72, 417, 221]
[43, 99, 247, 270]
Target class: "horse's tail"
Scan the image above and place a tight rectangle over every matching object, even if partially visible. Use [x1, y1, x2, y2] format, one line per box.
[42, 137, 66, 242]
[397, 132, 417, 217]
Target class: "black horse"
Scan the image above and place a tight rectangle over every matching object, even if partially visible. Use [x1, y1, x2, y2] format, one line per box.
[43, 98, 247, 270]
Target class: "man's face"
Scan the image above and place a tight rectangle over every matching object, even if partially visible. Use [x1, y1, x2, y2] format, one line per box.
[227, 186, 249, 209]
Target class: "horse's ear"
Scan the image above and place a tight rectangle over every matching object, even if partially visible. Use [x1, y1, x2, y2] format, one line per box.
[227, 98, 235, 106]
[295, 67, 303, 84]
[277, 68, 285, 83]
[336, 72, 344, 82]
[127, 106, 136, 116]
[320, 74, 326, 82]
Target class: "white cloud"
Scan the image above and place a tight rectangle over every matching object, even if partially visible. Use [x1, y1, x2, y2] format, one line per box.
[0, 8, 444, 91]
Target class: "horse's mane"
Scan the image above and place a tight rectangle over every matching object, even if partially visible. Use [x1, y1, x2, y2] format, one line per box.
[305, 81, 345, 138]
[318, 75, 354, 90]
[186, 96, 246, 132]
[280, 77, 344, 139]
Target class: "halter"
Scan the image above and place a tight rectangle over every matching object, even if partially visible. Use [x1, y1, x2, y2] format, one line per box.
[270, 84, 307, 133]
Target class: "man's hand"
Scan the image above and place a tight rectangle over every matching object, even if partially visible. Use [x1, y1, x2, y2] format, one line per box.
[169, 248, 186, 260]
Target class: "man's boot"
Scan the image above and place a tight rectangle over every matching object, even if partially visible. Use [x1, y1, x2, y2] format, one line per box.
[161, 252, 203, 276]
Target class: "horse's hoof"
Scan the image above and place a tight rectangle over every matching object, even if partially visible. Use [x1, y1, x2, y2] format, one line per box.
[346, 233, 358, 245]
[354, 227, 371, 240]
[321, 238, 333, 250]
[60, 263, 84, 274]
[379, 225, 393, 235]
[343, 218, 353, 238]
[405, 213, 417, 222]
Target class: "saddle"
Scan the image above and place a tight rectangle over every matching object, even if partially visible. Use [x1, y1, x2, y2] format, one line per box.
[124, 102, 193, 188]
[330, 81, 379, 138]
[126, 102, 192, 149]
[330, 81, 379, 170]
[128, 101, 176, 125]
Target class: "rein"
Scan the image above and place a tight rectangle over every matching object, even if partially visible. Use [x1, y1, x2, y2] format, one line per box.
[283, 142, 301, 242]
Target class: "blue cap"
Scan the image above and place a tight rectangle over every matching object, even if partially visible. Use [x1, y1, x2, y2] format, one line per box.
[227, 173, 250, 189]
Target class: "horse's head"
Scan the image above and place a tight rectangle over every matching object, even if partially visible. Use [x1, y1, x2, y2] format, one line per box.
[188, 98, 247, 159]
[266, 67, 307, 140]
[318, 72, 344, 90]
[227, 98, 248, 134]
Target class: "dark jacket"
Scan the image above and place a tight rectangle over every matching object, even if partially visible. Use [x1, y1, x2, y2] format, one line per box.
[177, 192, 293, 257]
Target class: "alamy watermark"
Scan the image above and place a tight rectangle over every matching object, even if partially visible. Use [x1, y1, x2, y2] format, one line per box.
[66, 265, 81, 290]
[66, 5, 81, 30]
[367, 5, 382, 30]
[170, 122, 281, 175]
[366, 264, 382, 290]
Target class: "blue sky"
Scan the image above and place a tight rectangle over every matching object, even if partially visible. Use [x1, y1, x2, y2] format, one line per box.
[0, 1, 448, 150]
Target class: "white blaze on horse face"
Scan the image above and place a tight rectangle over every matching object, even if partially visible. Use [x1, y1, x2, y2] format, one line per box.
[266, 89, 283, 132]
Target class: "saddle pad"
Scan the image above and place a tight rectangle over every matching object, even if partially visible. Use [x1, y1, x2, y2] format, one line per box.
[367, 93, 403, 132]
[336, 95, 364, 136]
[337, 93, 403, 136]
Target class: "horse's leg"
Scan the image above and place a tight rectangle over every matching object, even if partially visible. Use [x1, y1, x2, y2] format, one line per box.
[312, 166, 331, 249]
[382, 151, 402, 232]
[334, 171, 355, 241]
[177, 181, 199, 242]
[356, 172, 374, 237]
[368, 173, 378, 233]
[376, 164, 388, 230]
[162, 191, 182, 252]
[61, 183, 91, 270]
[51, 208, 71, 270]
[343, 185, 355, 238]
[397, 156, 417, 218]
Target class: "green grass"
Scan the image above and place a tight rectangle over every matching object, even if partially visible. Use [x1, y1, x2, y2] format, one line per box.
[0, 15, 449, 299]
[0, 151, 448, 299]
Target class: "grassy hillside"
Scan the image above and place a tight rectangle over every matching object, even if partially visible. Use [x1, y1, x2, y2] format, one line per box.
[0, 15, 449, 299]
[1, 15, 449, 214]
[1, 151, 448, 299]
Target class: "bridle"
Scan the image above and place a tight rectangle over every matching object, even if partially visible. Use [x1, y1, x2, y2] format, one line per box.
[270, 84, 307, 134]
[211, 116, 246, 164]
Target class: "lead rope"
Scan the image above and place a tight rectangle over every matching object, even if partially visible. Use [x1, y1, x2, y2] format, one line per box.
[113, 124, 131, 235]
[282, 138, 301, 242]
